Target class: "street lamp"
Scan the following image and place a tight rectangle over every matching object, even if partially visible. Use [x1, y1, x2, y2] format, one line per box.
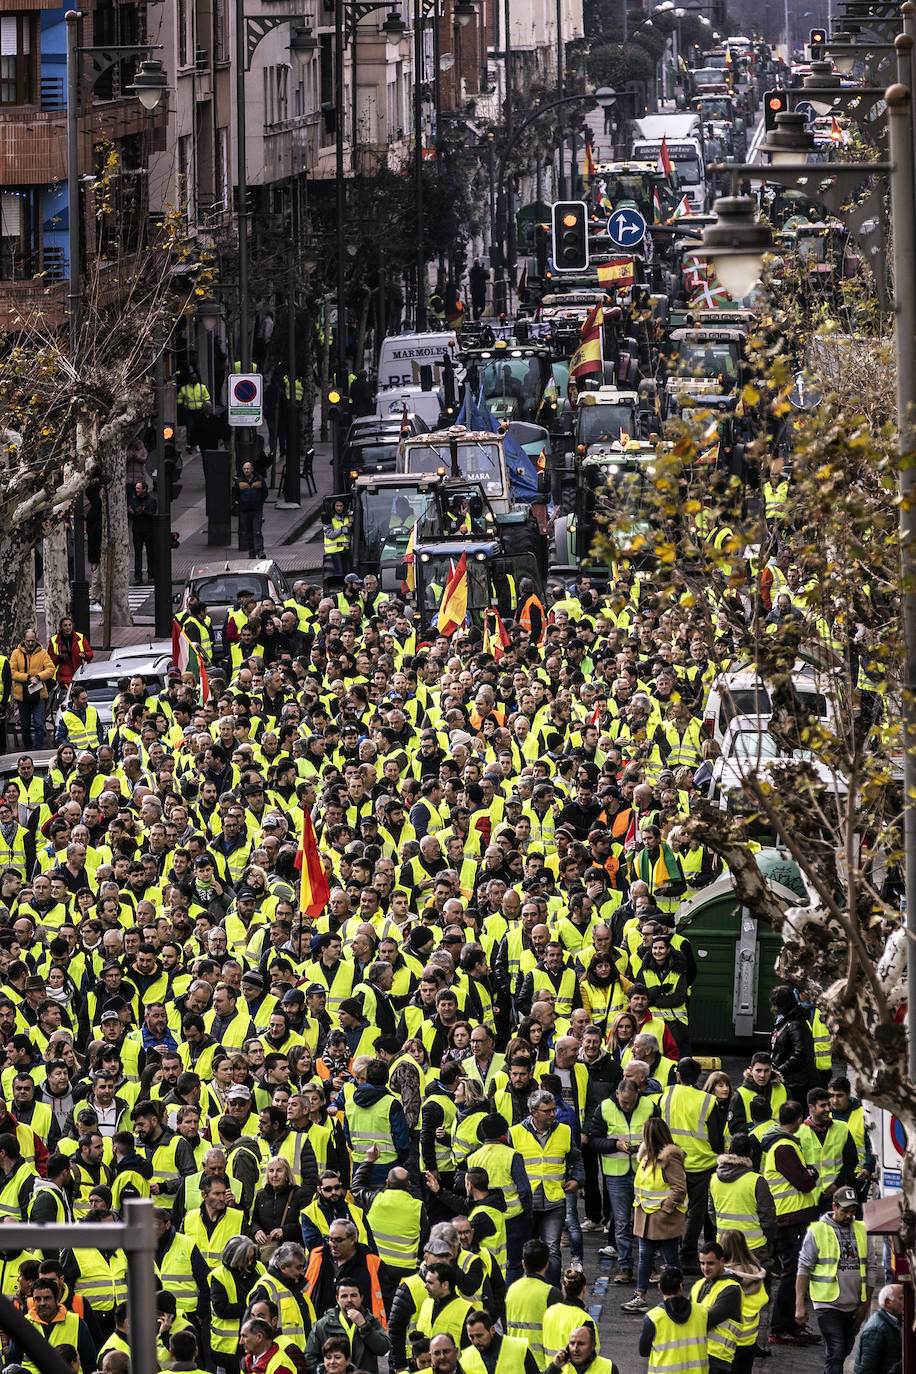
[703, 70, 916, 1080]
[766, 109, 815, 163]
[65, 11, 169, 635]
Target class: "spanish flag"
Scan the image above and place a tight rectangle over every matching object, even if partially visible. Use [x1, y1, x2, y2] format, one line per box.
[295, 806, 331, 919]
[657, 136, 673, 177]
[482, 608, 511, 661]
[568, 304, 604, 404]
[438, 552, 468, 636]
[583, 139, 597, 180]
[597, 258, 634, 289]
[402, 522, 416, 593]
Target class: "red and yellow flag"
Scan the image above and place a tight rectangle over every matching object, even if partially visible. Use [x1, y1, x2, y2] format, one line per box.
[402, 522, 417, 594]
[567, 304, 604, 404]
[438, 552, 468, 636]
[658, 136, 673, 177]
[536, 448, 547, 474]
[295, 806, 331, 918]
[597, 258, 634, 290]
[583, 139, 597, 180]
[482, 608, 512, 661]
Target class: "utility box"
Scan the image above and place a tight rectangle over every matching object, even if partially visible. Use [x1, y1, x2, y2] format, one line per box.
[677, 848, 807, 1051]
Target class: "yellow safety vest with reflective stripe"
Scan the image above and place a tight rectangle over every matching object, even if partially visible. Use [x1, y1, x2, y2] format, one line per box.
[691, 1274, 742, 1362]
[257, 1270, 316, 1341]
[416, 1293, 474, 1344]
[324, 517, 350, 555]
[451, 1110, 487, 1167]
[178, 381, 209, 409]
[60, 707, 100, 751]
[798, 1120, 850, 1192]
[147, 1136, 182, 1208]
[503, 927, 539, 984]
[23, 1309, 82, 1374]
[530, 966, 577, 1017]
[634, 1158, 685, 1215]
[300, 1196, 369, 1246]
[182, 1205, 245, 1271]
[807, 1218, 867, 1303]
[470, 1199, 507, 1270]
[0, 823, 28, 876]
[761, 1132, 817, 1218]
[304, 1119, 333, 1173]
[810, 1009, 832, 1072]
[763, 479, 789, 519]
[709, 1168, 767, 1249]
[367, 1188, 423, 1271]
[659, 1085, 717, 1171]
[461, 1335, 530, 1374]
[505, 1275, 552, 1364]
[542, 1301, 600, 1356]
[509, 1122, 571, 1203]
[72, 1248, 118, 1311]
[210, 1261, 265, 1352]
[646, 1300, 708, 1374]
[345, 1092, 399, 1165]
[597, 1097, 656, 1176]
[466, 1141, 522, 1217]
[425, 1089, 459, 1172]
[0, 1161, 32, 1220]
[156, 1228, 200, 1311]
[734, 1283, 768, 1345]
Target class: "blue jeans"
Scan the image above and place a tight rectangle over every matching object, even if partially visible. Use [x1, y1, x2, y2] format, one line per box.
[532, 1205, 565, 1285]
[565, 1193, 583, 1262]
[636, 1235, 679, 1293]
[19, 697, 45, 750]
[605, 1173, 636, 1269]
[815, 1307, 857, 1374]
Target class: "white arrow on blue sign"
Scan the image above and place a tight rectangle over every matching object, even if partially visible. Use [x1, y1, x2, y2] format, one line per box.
[607, 207, 647, 248]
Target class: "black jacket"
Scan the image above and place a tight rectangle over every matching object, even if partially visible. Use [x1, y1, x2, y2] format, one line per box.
[770, 1007, 817, 1099]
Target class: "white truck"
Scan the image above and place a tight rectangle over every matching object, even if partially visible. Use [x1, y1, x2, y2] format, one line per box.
[376, 330, 463, 390]
[631, 113, 707, 213]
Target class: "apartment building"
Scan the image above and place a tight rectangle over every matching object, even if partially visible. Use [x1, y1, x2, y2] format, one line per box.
[0, 0, 166, 331]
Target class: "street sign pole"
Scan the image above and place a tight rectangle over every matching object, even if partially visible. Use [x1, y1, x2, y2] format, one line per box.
[0, 1199, 158, 1374]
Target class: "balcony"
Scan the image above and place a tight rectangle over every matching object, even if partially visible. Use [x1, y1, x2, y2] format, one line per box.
[0, 108, 67, 186]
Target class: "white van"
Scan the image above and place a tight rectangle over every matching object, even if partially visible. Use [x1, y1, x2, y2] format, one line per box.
[376, 331, 463, 390]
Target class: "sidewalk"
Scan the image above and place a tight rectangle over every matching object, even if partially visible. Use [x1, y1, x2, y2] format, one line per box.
[90, 433, 336, 651]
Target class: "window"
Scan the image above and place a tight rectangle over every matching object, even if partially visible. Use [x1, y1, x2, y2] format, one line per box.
[177, 134, 194, 220]
[177, 0, 191, 67]
[214, 0, 229, 62]
[0, 15, 32, 105]
[277, 64, 288, 123]
[214, 127, 228, 211]
[0, 189, 38, 278]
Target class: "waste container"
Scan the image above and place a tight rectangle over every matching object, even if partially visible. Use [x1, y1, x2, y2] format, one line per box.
[677, 847, 807, 1052]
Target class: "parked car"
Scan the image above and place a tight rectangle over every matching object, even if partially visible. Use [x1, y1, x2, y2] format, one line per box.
[61, 641, 175, 729]
[179, 560, 293, 656]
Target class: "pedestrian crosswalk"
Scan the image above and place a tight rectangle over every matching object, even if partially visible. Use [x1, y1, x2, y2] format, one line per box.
[36, 587, 152, 614]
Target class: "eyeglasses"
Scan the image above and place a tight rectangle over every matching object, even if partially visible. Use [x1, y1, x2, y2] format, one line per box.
[321, 1186, 343, 1195]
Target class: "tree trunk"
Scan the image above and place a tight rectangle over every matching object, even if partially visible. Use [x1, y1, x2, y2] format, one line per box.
[42, 527, 70, 642]
[99, 443, 131, 628]
[0, 528, 38, 648]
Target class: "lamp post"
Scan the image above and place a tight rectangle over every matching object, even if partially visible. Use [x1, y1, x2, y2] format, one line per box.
[65, 12, 167, 635]
[702, 68, 916, 1078]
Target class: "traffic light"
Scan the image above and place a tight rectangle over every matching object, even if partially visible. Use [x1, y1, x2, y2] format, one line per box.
[764, 89, 788, 131]
[551, 201, 589, 273]
[809, 27, 826, 56]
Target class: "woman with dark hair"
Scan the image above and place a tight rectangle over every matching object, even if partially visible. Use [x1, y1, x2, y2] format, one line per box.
[606, 1011, 638, 1067]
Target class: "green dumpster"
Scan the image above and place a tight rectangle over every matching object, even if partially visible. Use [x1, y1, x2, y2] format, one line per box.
[677, 847, 807, 1052]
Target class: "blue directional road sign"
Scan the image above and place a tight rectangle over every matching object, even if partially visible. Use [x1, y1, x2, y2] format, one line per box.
[794, 99, 818, 128]
[606, 207, 646, 248]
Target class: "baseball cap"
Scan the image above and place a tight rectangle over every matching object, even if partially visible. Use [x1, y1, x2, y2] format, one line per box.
[100, 1010, 120, 1024]
[833, 1186, 859, 1207]
[425, 1238, 454, 1257]
[262, 816, 281, 829]
[236, 887, 256, 901]
[344, 573, 362, 585]
[227, 1086, 251, 1101]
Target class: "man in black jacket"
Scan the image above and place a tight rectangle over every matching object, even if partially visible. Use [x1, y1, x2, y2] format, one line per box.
[770, 985, 817, 1104]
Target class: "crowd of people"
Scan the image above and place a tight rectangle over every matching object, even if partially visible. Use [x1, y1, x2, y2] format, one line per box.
[0, 564, 900, 1374]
